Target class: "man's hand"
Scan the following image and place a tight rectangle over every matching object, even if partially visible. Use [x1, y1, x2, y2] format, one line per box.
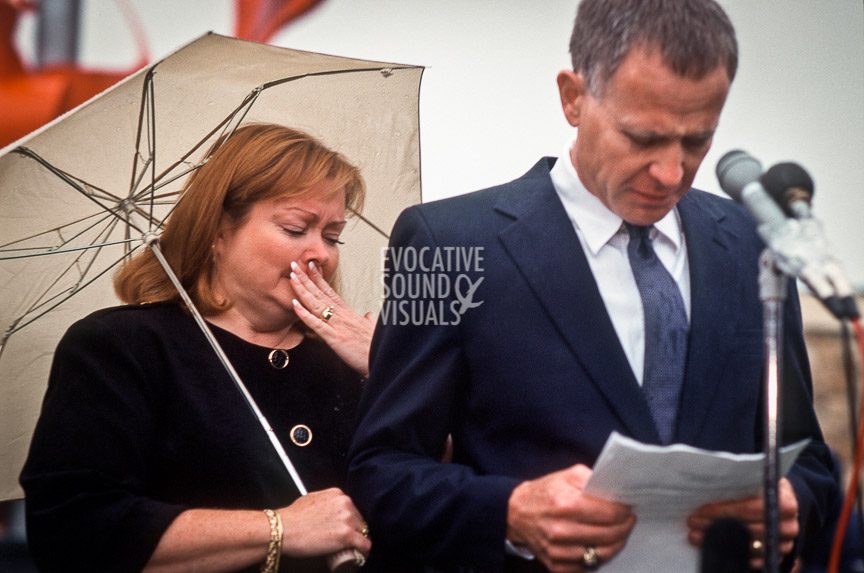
[507, 464, 636, 573]
[687, 477, 799, 570]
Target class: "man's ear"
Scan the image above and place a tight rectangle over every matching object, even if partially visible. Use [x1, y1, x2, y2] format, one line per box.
[557, 70, 587, 127]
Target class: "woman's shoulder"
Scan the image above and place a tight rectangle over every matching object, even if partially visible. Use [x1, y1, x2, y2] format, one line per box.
[62, 302, 193, 350]
[73, 301, 185, 330]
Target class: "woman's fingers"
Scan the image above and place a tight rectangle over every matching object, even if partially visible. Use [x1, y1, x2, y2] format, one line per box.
[289, 261, 374, 376]
[290, 262, 338, 321]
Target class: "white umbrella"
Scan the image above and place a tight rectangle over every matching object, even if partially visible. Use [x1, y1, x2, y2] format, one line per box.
[0, 32, 423, 501]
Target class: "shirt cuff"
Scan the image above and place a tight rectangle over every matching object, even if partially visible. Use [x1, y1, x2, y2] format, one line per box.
[505, 540, 535, 560]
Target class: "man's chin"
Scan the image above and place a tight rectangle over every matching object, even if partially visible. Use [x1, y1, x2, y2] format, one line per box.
[615, 192, 681, 225]
[621, 207, 673, 226]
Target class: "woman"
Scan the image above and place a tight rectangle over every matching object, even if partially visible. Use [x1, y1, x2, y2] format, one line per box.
[20, 124, 376, 572]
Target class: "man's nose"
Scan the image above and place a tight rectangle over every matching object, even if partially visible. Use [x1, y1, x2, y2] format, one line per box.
[649, 144, 685, 189]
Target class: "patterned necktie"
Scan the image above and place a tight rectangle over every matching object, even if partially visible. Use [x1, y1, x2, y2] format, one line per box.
[625, 223, 689, 444]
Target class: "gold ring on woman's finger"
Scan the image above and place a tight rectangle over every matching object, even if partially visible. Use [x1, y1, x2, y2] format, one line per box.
[581, 545, 600, 570]
[321, 306, 334, 321]
[359, 522, 370, 538]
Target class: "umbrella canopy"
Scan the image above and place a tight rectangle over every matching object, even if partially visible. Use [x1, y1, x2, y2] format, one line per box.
[0, 32, 423, 500]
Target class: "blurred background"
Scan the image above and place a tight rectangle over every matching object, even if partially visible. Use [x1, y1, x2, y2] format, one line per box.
[1, 1, 862, 570]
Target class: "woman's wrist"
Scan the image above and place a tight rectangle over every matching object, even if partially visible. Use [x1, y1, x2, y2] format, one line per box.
[260, 509, 283, 573]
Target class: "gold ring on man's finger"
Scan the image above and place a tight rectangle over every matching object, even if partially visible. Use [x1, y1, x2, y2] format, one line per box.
[751, 539, 764, 556]
[581, 545, 600, 570]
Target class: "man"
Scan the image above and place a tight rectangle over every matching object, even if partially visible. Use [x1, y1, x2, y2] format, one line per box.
[348, 1, 838, 571]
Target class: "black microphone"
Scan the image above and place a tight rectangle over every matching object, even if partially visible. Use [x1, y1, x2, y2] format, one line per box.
[760, 162, 814, 219]
[700, 518, 751, 573]
[761, 162, 859, 319]
[716, 150, 859, 320]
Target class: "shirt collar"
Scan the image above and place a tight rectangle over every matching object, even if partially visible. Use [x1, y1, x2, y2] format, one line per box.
[550, 140, 684, 255]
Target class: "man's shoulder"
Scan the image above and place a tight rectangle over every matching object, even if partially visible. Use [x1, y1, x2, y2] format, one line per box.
[683, 186, 738, 209]
[679, 188, 764, 257]
[402, 157, 556, 225]
[681, 187, 755, 228]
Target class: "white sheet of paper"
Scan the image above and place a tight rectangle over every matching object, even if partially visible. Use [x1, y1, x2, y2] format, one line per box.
[583, 432, 809, 572]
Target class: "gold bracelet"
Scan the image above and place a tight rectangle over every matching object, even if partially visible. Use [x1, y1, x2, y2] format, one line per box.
[260, 509, 283, 573]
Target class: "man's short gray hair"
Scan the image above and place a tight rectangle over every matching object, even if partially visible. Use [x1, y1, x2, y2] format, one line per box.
[570, 0, 738, 96]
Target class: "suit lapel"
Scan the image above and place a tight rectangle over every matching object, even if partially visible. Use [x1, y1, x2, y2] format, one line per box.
[495, 160, 660, 443]
[674, 191, 739, 444]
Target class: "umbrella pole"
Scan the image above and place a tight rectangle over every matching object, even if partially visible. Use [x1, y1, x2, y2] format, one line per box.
[144, 234, 309, 494]
[144, 235, 361, 571]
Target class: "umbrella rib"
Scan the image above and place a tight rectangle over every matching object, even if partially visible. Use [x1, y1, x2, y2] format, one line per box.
[17, 217, 124, 319]
[129, 92, 262, 231]
[129, 67, 162, 233]
[3, 249, 136, 340]
[130, 67, 155, 208]
[0, 239, 139, 260]
[13, 148, 148, 236]
[125, 203, 167, 232]
[148, 89, 262, 185]
[49, 211, 121, 255]
[259, 65, 415, 90]
[0, 210, 115, 250]
[123, 83, 259, 228]
[129, 163, 195, 207]
[72, 217, 125, 291]
[130, 155, 154, 199]
[5, 234, 138, 343]
[146, 72, 158, 228]
[12, 148, 124, 203]
[127, 78, 261, 237]
[219, 88, 260, 136]
[347, 208, 390, 240]
[131, 167, 193, 203]
[0, 211, 140, 260]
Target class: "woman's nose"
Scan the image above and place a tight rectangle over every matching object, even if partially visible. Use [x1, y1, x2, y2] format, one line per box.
[299, 235, 331, 271]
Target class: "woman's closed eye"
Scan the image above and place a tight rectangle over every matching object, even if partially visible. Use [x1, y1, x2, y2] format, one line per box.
[282, 226, 344, 245]
[282, 226, 306, 237]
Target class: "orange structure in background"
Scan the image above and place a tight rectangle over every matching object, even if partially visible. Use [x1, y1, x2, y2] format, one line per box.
[0, 1, 148, 148]
[0, 0, 323, 148]
[235, 0, 323, 43]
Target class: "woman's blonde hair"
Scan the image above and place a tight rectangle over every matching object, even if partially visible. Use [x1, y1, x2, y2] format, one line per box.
[114, 123, 365, 314]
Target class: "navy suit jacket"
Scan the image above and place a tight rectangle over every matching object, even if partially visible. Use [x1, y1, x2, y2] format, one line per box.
[348, 158, 837, 571]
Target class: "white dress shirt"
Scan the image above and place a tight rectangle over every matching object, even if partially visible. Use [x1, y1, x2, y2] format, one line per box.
[549, 143, 691, 385]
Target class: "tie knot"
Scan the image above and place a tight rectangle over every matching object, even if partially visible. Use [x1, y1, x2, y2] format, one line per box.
[624, 222, 651, 241]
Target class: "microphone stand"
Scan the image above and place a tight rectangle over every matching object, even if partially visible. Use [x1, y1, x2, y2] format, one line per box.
[758, 249, 786, 573]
